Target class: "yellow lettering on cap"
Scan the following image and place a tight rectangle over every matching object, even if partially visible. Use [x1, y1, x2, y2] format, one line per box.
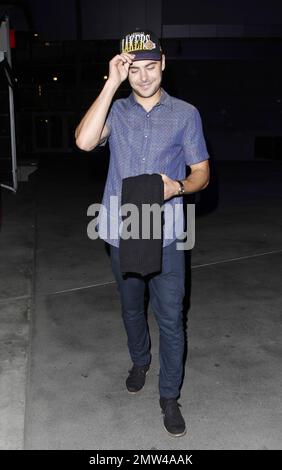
[134, 33, 140, 50]
[128, 35, 134, 51]
[122, 32, 158, 53]
[139, 35, 145, 50]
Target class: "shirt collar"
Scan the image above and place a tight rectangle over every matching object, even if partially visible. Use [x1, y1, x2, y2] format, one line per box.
[128, 88, 172, 110]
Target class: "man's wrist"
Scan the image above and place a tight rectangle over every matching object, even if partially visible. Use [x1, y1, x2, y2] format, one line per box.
[104, 77, 120, 94]
[176, 180, 185, 196]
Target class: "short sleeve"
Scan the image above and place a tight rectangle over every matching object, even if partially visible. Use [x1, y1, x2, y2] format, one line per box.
[99, 102, 115, 147]
[182, 107, 209, 165]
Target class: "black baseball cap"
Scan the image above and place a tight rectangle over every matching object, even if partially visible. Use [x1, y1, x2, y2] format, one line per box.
[120, 29, 162, 61]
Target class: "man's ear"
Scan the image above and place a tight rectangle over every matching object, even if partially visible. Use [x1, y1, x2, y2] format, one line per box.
[161, 54, 166, 71]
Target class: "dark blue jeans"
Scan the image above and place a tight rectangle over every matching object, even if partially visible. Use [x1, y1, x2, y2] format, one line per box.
[110, 239, 185, 399]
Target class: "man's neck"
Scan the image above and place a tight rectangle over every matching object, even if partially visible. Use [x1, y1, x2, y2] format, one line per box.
[133, 88, 162, 112]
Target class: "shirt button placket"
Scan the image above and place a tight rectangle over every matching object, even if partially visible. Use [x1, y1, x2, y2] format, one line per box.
[142, 113, 150, 166]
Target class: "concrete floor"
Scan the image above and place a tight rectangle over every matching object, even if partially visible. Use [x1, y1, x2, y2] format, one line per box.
[1, 157, 282, 449]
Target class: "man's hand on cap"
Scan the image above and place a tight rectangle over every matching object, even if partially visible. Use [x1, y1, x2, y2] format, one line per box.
[108, 53, 135, 86]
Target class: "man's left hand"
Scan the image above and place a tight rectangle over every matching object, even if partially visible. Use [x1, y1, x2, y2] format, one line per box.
[160, 174, 179, 200]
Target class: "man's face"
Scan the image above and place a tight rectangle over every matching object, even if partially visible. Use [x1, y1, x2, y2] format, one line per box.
[128, 55, 165, 99]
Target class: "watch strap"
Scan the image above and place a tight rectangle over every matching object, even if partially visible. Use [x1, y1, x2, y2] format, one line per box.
[177, 180, 185, 195]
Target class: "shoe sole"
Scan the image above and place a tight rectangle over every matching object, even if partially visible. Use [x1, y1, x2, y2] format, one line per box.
[126, 370, 149, 394]
[163, 422, 187, 438]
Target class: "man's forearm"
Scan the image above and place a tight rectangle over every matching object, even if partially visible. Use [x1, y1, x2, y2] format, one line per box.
[75, 79, 119, 151]
[180, 169, 209, 194]
[161, 165, 209, 201]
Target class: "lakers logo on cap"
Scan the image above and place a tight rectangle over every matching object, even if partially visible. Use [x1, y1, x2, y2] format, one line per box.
[120, 29, 162, 60]
[121, 32, 157, 53]
[143, 39, 155, 50]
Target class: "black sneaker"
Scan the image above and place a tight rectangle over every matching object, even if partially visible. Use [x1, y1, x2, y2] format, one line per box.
[160, 398, 187, 437]
[126, 364, 150, 394]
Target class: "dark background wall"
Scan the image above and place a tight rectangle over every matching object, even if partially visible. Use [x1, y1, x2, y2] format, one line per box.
[1, 0, 282, 163]
[10, 0, 282, 39]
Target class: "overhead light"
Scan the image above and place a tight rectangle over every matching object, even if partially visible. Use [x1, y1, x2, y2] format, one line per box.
[53, 76, 58, 81]
[103, 75, 108, 80]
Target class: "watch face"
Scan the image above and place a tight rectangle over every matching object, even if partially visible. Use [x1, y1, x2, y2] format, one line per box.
[177, 180, 185, 195]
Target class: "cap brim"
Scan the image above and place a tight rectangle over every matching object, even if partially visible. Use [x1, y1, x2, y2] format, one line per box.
[132, 51, 162, 61]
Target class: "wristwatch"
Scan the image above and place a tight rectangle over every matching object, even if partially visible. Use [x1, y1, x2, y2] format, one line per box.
[177, 180, 185, 196]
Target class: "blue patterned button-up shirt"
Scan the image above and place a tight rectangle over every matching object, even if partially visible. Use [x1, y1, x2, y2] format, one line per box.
[98, 88, 209, 247]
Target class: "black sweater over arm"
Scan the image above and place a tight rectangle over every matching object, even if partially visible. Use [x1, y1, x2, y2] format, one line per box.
[119, 173, 164, 276]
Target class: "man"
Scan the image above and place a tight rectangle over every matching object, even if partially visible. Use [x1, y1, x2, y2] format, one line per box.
[75, 30, 210, 437]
